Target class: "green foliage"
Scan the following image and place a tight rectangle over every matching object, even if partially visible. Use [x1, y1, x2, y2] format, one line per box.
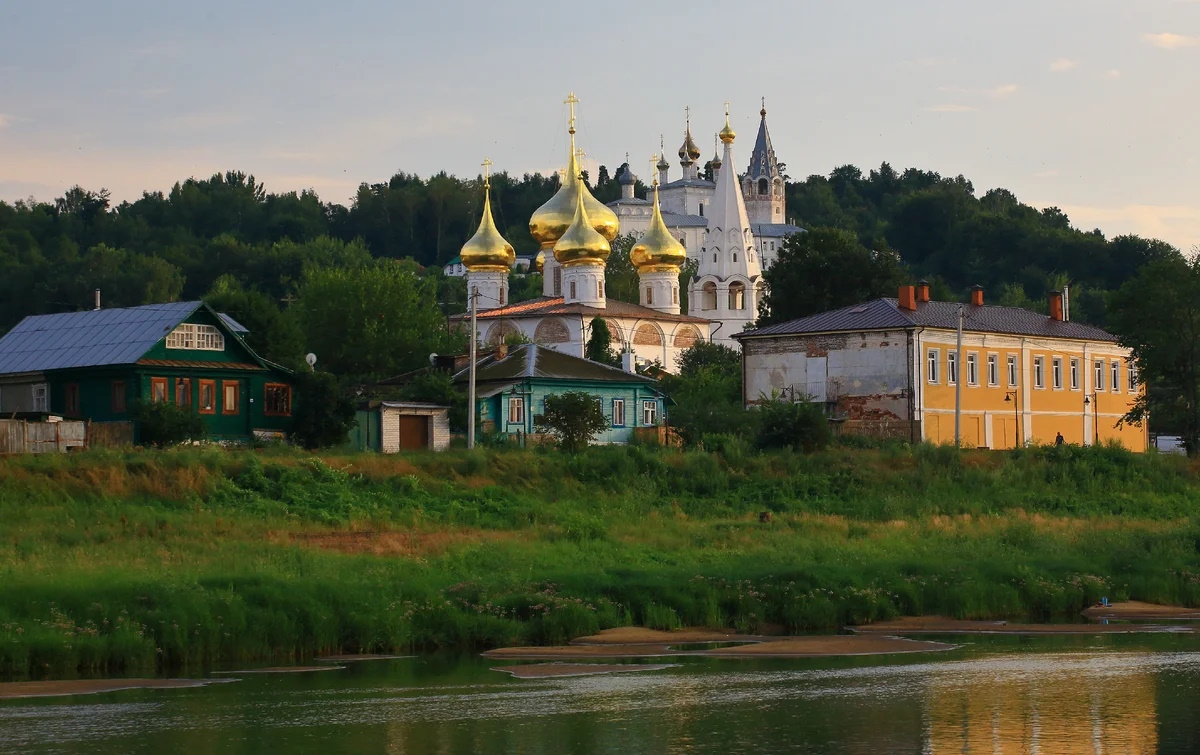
[603, 234, 639, 304]
[398, 370, 467, 432]
[204, 277, 305, 368]
[585, 317, 620, 366]
[534, 391, 609, 452]
[132, 401, 207, 447]
[755, 398, 831, 451]
[660, 342, 749, 447]
[290, 372, 356, 450]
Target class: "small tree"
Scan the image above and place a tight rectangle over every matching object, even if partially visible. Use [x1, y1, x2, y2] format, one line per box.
[132, 401, 207, 447]
[534, 391, 609, 452]
[755, 397, 830, 451]
[291, 372, 357, 450]
[585, 317, 620, 366]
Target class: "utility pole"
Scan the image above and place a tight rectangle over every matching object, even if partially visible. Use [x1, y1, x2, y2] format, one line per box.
[467, 288, 478, 450]
[954, 304, 963, 447]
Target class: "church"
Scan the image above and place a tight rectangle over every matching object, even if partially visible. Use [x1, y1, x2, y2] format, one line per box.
[455, 95, 791, 367]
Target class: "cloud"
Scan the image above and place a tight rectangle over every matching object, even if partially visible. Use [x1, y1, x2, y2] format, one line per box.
[1105, 69, 1122, 79]
[1049, 58, 1079, 72]
[989, 84, 1020, 98]
[1144, 32, 1200, 49]
[1049, 202, 1200, 251]
[0, 114, 11, 129]
[924, 104, 976, 113]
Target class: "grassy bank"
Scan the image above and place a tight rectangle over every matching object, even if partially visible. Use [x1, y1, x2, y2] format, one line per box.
[3, 442, 1200, 678]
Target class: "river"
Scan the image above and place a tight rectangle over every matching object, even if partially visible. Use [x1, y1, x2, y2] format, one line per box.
[2, 634, 1198, 754]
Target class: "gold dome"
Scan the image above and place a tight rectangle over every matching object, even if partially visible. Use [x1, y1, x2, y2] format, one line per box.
[630, 184, 687, 273]
[528, 98, 619, 247]
[719, 110, 736, 144]
[533, 249, 545, 275]
[460, 181, 515, 272]
[553, 178, 610, 267]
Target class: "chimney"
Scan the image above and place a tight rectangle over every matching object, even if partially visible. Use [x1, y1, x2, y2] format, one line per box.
[622, 348, 636, 374]
[898, 285, 916, 311]
[970, 285, 984, 307]
[93, 289, 101, 311]
[1062, 285, 1070, 322]
[916, 279, 930, 303]
[1049, 290, 1064, 322]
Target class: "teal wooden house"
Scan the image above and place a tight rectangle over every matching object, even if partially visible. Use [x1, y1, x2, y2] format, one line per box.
[454, 344, 665, 444]
[0, 301, 295, 443]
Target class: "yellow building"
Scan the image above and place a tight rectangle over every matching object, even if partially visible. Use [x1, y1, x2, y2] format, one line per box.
[737, 282, 1148, 451]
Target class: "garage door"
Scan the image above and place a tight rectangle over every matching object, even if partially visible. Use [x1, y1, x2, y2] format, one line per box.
[398, 415, 429, 450]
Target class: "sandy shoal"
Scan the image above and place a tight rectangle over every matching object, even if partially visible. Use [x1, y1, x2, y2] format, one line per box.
[491, 663, 673, 679]
[314, 654, 413, 662]
[851, 616, 1197, 635]
[213, 665, 344, 674]
[1081, 601, 1200, 620]
[0, 678, 228, 700]
[704, 635, 956, 656]
[483, 644, 675, 659]
[570, 627, 766, 645]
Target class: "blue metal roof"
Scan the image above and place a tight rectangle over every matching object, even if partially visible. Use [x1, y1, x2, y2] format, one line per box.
[0, 301, 204, 374]
[217, 313, 250, 334]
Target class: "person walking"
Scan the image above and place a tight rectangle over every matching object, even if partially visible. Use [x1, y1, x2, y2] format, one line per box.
[1055, 432, 1065, 446]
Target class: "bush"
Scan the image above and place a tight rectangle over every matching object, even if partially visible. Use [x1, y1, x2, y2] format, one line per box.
[755, 398, 831, 451]
[534, 391, 609, 452]
[291, 372, 356, 450]
[132, 401, 207, 447]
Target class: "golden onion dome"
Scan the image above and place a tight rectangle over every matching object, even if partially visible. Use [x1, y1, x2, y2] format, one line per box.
[529, 105, 619, 247]
[553, 178, 610, 267]
[719, 109, 736, 144]
[678, 127, 701, 162]
[710, 134, 723, 169]
[460, 182, 515, 272]
[630, 184, 687, 273]
[533, 249, 545, 275]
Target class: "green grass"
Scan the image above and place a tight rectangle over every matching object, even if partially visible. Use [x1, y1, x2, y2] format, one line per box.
[3, 442, 1200, 678]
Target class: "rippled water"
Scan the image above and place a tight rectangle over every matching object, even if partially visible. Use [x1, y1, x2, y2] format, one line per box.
[3, 635, 1199, 754]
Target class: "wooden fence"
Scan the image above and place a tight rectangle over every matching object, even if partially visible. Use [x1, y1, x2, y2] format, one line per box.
[0, 420, 133, 454]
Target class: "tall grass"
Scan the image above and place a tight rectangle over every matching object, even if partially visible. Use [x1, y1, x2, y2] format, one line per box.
[2, 443, 1200, 678]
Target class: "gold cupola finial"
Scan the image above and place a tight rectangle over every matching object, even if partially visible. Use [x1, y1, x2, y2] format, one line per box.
[529, 93, 620, 248]
[630, 153, 687, 274]
[553, 171, 610, 267]
[719, 101, 736, 144]
[710, 133, 723, 169]
[460, 157, 516, 272]
[678, 105, 701, 163]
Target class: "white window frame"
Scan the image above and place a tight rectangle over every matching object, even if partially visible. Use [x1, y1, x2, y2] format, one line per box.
[1095, 360, 1105, 391]
[508, 396, 524, 424]
[1111, 360, 1120, 393]
[947, 351, 958, 386]
[927, 348, 940, 384]
[1128, 361, 1138, 392]
[165, 323, 225, 351]
[642, 400, 658, 426]
[1070, 358, 1080, 390]
[1052, 357, 1063, 390]
[1007, 354, 1018, 387]
[987, 354, 999, 387]
[1033, 357, 1045, 389]
[966, 352, 978, 386]
[612, 398, 625, 427]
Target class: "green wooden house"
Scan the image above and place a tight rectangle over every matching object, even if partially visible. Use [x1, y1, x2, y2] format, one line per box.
[453, 344, 665, 444]
[0, 301, 295, 443]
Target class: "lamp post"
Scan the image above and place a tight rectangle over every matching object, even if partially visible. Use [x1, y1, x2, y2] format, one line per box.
[1083, 392, 1099, 446]
[1004, 391, 1019, 448]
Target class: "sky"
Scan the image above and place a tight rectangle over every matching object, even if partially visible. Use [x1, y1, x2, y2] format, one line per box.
[1, 0, 1197, 251]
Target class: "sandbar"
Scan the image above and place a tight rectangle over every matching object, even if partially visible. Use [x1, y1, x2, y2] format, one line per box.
[850, 616, 1197, 635]
[704, 635, 955, 656]
[571, 627, 766, 645]
[484, 644, 675, 659]
[1081, 601, 1200, 621]
[491, 663, 673, 679]
[0, 678, 230, 700]
[213, 665, 345, 674]
[314, 654, 413, 662]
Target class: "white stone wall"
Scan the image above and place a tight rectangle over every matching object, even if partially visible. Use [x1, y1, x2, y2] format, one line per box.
[380, 407, 450, 453]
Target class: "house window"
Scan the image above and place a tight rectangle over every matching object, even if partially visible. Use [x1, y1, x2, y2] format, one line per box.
[612, 399, 626, 427]
[672, 287, 679, 305]
[947, 352, 958, 386]
[987, 354, 998, 386]
[1033, 357, 1045, 389]
[642, 400, 658, 426]
[1094, 360, 1105, 391]
[222, 381, 240, 414]
[65, 383, 80, 415]
[966, 353, 978, 386]
[598, 280, 604, 298]
[508, 396, 524, 424]
[1111, 360, 1121, 393]
[175, 378, 191, 408]
[111, 381, 127, 413]
[646, 287, 653, 305]
[570, 281, 577, 300]
[165, 323, 225, 351]
[1128, 361, 1138, 391]
[1070, 358, 1080, 390]
[264, 383, 291, 416]
[1007, 355, 1018, 387]
[32, 384, 47, 412]
[151, 377, 168, 403]
[553, 267, 562, 296]
[927, 349, 939, 383]
[1052, 357, 1063, 390]
[198, 380, 216, 414]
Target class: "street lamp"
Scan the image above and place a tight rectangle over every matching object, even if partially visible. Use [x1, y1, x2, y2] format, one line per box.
[1083, 393, 1099, 446]
[1004, 391, 1019, 448]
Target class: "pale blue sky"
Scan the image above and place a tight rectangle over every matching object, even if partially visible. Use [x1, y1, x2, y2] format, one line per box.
[1, 0, 1197, 250]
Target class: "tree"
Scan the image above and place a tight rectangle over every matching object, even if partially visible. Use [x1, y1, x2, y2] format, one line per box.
[534, 391, 609, 452]
[659, 342, 748, 447]
[205, 277, 305, 368]
[603, 233, 639, 304]
[1108, 255, 1200, 452]
[398, 369, 467, 432]
[290, 371, 357, 450]
[755, 397, 831, 451]
[132, 401, 206, 447]
[585, 317, 620, 366]
[759, 227, 908, 324]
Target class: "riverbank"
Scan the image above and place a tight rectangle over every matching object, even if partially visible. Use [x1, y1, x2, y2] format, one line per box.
[3, 442, 1200, 678]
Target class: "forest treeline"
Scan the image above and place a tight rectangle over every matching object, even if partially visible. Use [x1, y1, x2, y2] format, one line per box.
[0, 163, 1186, 375]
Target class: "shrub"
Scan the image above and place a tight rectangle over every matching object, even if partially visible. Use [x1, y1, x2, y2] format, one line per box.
[534, 392, 609, 453]
[132, 401, 207, 447]
[291, 372, 356, 450]
[755, 398, 831, 451]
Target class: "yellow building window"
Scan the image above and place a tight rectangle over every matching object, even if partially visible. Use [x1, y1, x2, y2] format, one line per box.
[1111, 360, 1121, 392]
[987, 354, 999, 386]
[1007, 355, 1018, 387]
[1033, 357, 1045, 389]
[1052, 357, 1063, 390]
[966, 353, 978, 386]
[927, 349, 940, 384]
[1070, 358, 1080, 390]
[1094, 360, 1105, 391]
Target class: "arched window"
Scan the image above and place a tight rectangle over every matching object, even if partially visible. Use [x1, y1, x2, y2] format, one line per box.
[702, 281, 718, 311]
[733, 253, 738, 262]
[646, 286, 653, 305]
[672, 287, 678, 305]
[758, 178, 768, 195]
[598, 280, 604, 298]
[713, 253, 717, 263]
[729, 282, 745, 310]
[570, 281, 577, 300]
[699, 204, 704, 217]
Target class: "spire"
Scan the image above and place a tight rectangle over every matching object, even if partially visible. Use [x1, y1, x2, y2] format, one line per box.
[746, 96, 781, 183]
[678, 105, 701, 170]
[706, 105, 757, 275]
[460, 157, 515, 273]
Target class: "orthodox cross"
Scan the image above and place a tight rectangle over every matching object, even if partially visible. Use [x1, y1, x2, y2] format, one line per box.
[724, 100, 730, 117]
[649, 155, 659, 187]
[684, 105, 691, 130]
[481, 157, 492, 188]
[564, 92, 579, 131]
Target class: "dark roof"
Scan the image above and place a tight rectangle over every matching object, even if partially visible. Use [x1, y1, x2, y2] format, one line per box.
[737, 298, 1118, 342]
[661, 212, 708, 228]
[217, 313, 250, 334]
[746, 111, 781, 182]
[452, 344, 657, 386]
[660, 178, 714, 190]
[0, 301, 205, 374]
[459, 296, 710, 324]
[751, 223, 804, 238]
